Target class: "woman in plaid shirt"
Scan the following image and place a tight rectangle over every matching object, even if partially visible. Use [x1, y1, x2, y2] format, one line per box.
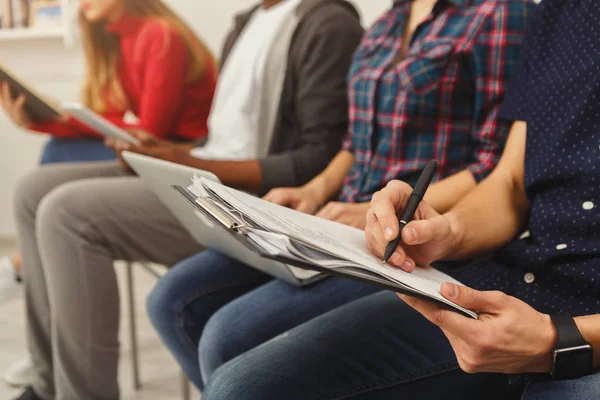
[149, 0, 535, 391]
[266, 0, 533, 228]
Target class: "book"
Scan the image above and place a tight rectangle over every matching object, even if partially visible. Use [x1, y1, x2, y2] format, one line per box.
[0, 62, 61, 122]
[173, 177, 478, 319]
[2, 0, 14, 28]
[30, 0, 62, 29]
[61, 103, 139, 145]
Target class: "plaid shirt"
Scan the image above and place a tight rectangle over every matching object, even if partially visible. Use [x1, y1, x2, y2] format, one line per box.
[338, 0, 534, 203]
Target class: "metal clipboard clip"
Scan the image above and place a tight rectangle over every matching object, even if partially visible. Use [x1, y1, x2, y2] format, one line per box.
[195, 196, 251, 233]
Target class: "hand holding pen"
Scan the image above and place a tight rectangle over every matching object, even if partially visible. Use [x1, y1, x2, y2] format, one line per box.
[365, 160, 457, 272]
[382, 160, 438, 264]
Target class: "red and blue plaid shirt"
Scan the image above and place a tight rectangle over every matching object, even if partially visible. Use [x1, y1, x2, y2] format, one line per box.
[338, 0, 534, 203]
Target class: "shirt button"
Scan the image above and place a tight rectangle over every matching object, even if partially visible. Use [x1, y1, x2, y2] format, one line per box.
[582, 201, 595, 210]
[524, 273, 535, 284]
[556, 244, 568, 250]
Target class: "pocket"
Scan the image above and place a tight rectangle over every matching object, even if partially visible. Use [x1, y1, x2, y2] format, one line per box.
[397, 39, 457, 95]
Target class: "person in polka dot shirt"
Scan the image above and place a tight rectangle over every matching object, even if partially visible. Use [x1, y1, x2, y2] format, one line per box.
[198, 0, 600, 399]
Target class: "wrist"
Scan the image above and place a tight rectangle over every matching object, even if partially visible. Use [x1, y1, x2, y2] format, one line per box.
[536, 313, 558, 373]
[576, 316, 600, 368]
[442, 211, 466, 259]
[303, 175, 330, 208]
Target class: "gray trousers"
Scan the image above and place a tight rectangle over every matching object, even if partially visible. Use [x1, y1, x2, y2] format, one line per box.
[14, 162, 202, 400]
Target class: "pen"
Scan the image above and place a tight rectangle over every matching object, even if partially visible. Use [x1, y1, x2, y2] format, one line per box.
[382, 160, 438, 264]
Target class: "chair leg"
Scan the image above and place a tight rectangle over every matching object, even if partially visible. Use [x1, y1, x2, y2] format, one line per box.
[180, 370, 191, 400]
[126, 263, 142, 391]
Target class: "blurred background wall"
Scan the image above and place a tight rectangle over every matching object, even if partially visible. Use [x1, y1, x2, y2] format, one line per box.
[0, 0, 389, 238]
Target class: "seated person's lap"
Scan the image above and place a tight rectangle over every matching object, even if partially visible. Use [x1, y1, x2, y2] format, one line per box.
[40, 137, 116, 165]
[204, 291, 522, 400]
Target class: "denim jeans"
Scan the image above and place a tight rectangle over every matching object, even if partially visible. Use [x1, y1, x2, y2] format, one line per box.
[146, 249, 381, 389]
[40, 137, 116, 165]
[203, 291, 600, 400]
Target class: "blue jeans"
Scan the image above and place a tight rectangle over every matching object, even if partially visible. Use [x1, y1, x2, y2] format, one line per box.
[203, 291, 600, 400]
[40, 137, 115, 165]
[146, 249, 381, 390]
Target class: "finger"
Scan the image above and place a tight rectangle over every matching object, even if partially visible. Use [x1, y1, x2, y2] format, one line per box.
[371, 181, 413, 241]
[397, 293, 442, 316]
[133, 130, 155, 145]
[1, 83, 13, 106]
[392, 254, 415, 272]
[401, 214, 450, 246]
[316, 203, 337, 219]
[399, 293, 479, 336]
[387, 247, 412, 271]
[114, 141, 132, 154]
[440, 283, 505, 314]
[296, 200, 316, 214]
[104, 138, 116, 148]
[15, 94, 27, 111]
[365, 210, 387, 257]
[264, 191, 288, 206]
[262, 190, 276, 201]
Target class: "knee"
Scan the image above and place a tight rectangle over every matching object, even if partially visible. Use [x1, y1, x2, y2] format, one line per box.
[35, 181, 94, 244]
[203, 355, 274, 400]
[199, 301, 246, 381]
[146, 275, 179, 333]
[13, 167, 52, 225]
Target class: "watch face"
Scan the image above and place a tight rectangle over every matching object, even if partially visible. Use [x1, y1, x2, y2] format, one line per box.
[553, 345, 594, 380]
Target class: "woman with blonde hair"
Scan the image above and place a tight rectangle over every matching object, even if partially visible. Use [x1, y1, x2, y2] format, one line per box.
[1, 0, 216, 164]
[1, 0, 216, 398]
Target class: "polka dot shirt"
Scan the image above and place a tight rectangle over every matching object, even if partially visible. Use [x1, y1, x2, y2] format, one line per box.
[448, 0, 600, 317]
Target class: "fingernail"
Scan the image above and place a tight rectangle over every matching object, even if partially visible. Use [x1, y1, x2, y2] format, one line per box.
[404, 227, 417, 243]
[447, 284, 458, 298]
[402, 260, 413, 271]
[384, 227, 394, 240]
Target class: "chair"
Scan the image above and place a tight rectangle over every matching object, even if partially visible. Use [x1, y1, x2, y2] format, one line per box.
[124, 261, 192, 400]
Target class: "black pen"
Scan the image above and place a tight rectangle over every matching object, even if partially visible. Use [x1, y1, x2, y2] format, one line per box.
[382, 160, 438, 264]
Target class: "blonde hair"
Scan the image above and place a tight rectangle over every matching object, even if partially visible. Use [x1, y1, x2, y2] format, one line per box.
[80, 0, 214, 113]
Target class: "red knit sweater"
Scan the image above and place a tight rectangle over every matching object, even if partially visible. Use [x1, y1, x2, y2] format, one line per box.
[29, 12, 217, 140]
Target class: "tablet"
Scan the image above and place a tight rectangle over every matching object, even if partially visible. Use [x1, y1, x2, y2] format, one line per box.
[61, 102, 139, 145]
[0, 62, 61, 122]
[123, 152, 325, 287]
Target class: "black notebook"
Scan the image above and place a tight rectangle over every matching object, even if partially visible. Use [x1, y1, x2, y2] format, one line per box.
[173, 177, 478, 319]
[0, 62, 61, 122]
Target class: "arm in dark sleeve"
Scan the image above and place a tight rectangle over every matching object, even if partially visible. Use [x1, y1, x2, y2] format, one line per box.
[259, 7, 364, 193]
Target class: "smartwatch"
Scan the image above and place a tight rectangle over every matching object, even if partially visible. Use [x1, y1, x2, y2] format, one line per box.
[550, 314, 594, 380]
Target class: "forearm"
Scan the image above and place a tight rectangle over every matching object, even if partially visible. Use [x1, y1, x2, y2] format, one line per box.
[180, 154, 262, 193]
[303, 150, 354, 206]
[424, 170, 477, 214]
[576, 315, 600, 368]
[443, 122, 529, 260]
[444, 171, 528, 260]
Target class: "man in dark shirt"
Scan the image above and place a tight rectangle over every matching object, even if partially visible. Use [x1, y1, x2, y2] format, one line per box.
[199, 1, 600, 399]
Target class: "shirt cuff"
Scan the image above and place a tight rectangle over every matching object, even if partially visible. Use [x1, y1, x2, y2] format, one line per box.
[467, 163, 494, 183]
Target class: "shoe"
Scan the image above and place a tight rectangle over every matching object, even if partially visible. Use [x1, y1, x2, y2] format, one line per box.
[0, 256, 22, 305]
[4, 359, 34, 388]
[12, 387, 42, 400]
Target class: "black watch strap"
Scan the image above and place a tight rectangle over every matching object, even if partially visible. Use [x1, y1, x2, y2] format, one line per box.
[550, 314, 594, 380]
[551, 314, 588, 349]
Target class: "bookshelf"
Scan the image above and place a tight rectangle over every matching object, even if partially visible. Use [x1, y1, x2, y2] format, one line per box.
[0, 0, 73, 44]
[0, 26, 64, 40]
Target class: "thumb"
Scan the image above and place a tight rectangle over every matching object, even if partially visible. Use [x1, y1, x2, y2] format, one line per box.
[441, 283, 503, 313]
[401, 214, 450, 245]
[104, 137, 116, 148]
[132, 129, 155, 145]
[264, 191, 288, 206]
